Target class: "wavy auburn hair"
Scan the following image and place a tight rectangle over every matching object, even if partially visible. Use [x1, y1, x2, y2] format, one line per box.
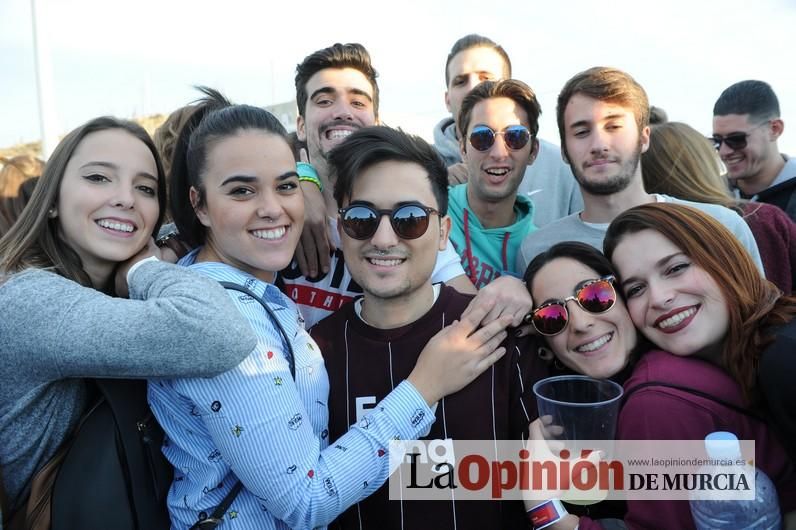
[604, 203, 796, 402]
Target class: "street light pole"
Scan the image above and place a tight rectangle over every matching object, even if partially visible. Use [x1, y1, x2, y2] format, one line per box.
[31, 0, 59, 159]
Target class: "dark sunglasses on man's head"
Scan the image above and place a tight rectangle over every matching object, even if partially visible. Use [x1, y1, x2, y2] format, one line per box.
[338, 203, 439, 240]
[468, 124, 531, 152]
[531, 276, 617, 336]
[709, 121, 769, 151]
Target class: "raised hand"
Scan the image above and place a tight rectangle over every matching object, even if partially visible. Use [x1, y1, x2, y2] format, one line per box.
[408, 300, 513, 405]
[447, 162, 470, 185]
[295, 147, 333, 278]
[461, 275, 534, 336]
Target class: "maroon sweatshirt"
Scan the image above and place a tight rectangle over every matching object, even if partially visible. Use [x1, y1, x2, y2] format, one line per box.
[310, 285, 548, 530]
[743, 201, 796, 294]
[578, 350, 796, 530]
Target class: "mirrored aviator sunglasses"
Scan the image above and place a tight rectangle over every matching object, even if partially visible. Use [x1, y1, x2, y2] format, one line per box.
[531, 276, 617, 336]
[468, 124, 531, 152]
[338, 203, 439, 240]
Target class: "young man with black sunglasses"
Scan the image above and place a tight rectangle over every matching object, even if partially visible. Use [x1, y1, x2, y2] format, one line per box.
[309, 126, 546, 530]
[516, 67, 765, 274]
[713, 79, 796, 222]
[447, 79, 541, 288]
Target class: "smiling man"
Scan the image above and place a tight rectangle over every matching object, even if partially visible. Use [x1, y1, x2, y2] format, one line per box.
[433, 34, 582, 228]
[310, 126, 544, 530]
[448, 79, 540, 287]
[712, 80, 796, 222]
[278, 43, 472, 327]
[516, 66, 764, 275]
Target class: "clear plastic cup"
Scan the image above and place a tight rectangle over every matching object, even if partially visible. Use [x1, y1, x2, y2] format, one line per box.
[533, 375, 623, 441]
[532, 375, 624, 505]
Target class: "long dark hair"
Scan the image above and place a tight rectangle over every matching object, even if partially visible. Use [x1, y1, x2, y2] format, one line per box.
[169, 87, 290, 249]
[0, 117, 166, 287]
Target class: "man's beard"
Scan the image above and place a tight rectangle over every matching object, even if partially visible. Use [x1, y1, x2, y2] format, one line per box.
[573, 141, 642, 196]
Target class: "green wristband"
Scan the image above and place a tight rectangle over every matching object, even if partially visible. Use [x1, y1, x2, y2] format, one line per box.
[297, 162, 322, 192]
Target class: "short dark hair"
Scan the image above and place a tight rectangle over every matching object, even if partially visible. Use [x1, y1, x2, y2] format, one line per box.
[557, 67, 649, 161]
[648, 105, 668, 125]
[445, 34, 511, 86]
[169, 87, 288, 248]
[328, 126, 449, 215]
[457, 79, 542, 141]
[713, 80, 780, 122]
[295, 43, 380, 118]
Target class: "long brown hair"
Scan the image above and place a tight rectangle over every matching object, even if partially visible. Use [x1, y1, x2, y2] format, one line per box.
[641, 122, 741, 212]
[604, 203, 796, 402]
[0, 117, 166, 287]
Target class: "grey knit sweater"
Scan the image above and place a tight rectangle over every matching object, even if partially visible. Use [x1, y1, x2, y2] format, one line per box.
[0, 260, 257, 509]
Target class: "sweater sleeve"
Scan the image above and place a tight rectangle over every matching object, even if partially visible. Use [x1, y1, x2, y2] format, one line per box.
[759, 324, 796, 461]
[732, 212, 766, 276]
[0, 261, 256, 380]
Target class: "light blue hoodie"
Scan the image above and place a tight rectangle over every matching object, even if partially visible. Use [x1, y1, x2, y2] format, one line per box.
[447, 183, 536, 288]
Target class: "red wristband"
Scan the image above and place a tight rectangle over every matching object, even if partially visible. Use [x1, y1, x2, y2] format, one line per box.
[527, 498, 568, 530]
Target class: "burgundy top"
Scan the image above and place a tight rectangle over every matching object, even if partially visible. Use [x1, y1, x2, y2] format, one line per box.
[743, 202, 796, 293]
[310, 285, 549, 530]
[578, 350, 796, 530]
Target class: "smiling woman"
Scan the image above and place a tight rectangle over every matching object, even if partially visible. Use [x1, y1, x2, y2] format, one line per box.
[604, 203, 796, 457]
[523, 242, 638, 380]
[0, 116, 258, 522]
[56, 128, 161, 285]
[523, 238, 796, 530]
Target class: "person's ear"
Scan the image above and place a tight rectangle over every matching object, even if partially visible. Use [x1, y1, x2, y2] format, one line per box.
[560, 145, 570, 166]
[438, 215, 451, 251]
[459, 128, 468, 160]
[296, 115, 306, 142]
[639, 125, 651, 154]
[445, 91, 452, 114]
[770, 118, 785, 141]
[190, 186, 211, 228]
[529, 139, 540, 164]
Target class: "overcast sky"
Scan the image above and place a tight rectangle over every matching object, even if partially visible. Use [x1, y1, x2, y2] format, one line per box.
[2, 0, 795, 154]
